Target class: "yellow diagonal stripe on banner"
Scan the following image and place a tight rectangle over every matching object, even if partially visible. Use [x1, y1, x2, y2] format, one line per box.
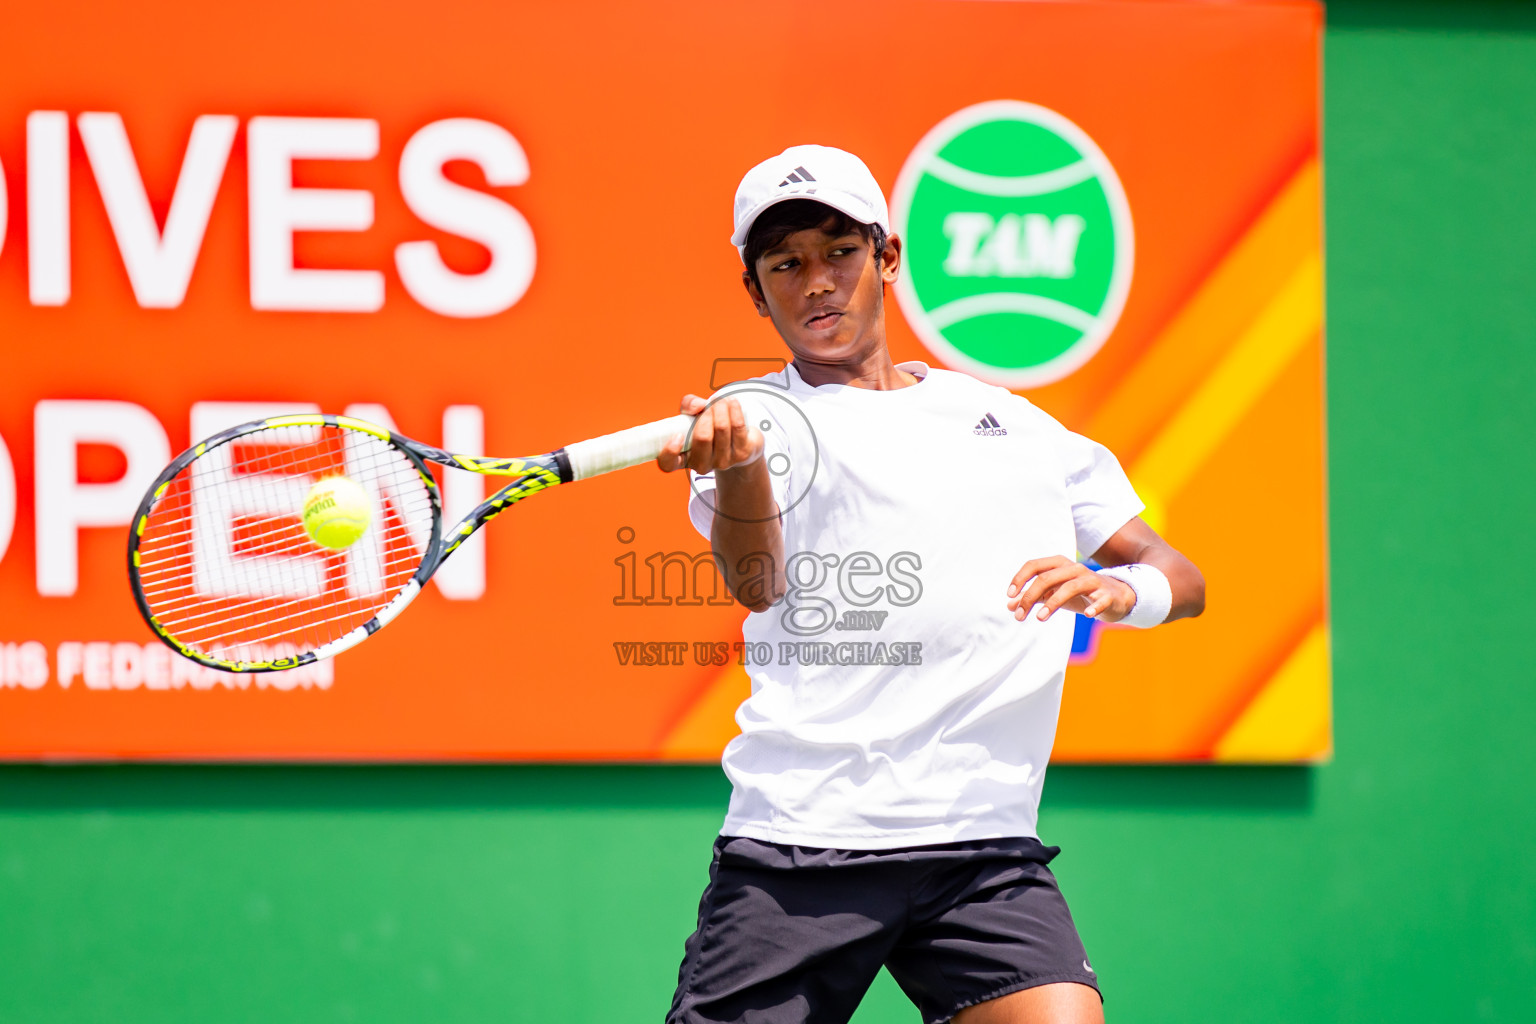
[1088, 161, 1319, 459]
[1131, 253, 1322, 504]
[1213, 624, 1332, 762]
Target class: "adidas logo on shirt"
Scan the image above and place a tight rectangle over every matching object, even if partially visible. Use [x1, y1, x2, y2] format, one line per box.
[973, 413, 1007, 437]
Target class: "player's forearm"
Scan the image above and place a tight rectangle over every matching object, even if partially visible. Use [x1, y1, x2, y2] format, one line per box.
[710, 460, 785, 612]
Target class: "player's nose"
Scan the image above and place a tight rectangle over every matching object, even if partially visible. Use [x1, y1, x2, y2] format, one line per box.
[803, 257, 837, 297]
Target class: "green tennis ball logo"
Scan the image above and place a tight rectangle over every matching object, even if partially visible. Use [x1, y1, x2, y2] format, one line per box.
[892, 100, 1133, 388]
[303, 476, 371, 550]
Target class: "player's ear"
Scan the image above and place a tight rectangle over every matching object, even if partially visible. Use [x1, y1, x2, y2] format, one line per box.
[880, 234, 902, 285]
[741, 269, 772, 318]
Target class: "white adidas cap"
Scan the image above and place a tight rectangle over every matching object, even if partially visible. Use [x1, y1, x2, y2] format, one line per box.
[731, 144, 891, 261]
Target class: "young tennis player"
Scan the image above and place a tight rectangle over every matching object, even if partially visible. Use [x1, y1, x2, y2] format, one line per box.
[656, 145, 1205, 1024]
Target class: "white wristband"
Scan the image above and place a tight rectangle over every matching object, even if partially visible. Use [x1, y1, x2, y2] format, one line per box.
[1095, 563, 1172, 628]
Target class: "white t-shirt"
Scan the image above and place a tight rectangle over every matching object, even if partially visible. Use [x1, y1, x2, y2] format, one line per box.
[687, 361, 1143, 850]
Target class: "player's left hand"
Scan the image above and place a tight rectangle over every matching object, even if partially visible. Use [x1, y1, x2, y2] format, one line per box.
[1006, 556, 1137, 623]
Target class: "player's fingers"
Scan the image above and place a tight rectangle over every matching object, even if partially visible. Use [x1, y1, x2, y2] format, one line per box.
[1036, 575, 1101, 620]
[727, 398, 748, 463]
[1079, 576, 1119, 618]
[1013, 564, 1087, 614]
[1011, 565, 1083, 618]
[1006, 556, 1073, 598]
[711, 401, 737, 470]
[686, 409, 717, 474]
[678, 394, 708, 416]
[725, 400, 765, 468]
[713, 400, 748, 471]
[1082, 575, 1135, 621]
[1079, 584, 1111, 618]
[656, 433, 686, 473]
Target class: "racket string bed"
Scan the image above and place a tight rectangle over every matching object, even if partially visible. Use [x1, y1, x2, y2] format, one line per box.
[133, 423, 437, 665]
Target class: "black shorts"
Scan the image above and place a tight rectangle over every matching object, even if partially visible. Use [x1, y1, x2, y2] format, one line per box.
[667, 834, 1100, 1024]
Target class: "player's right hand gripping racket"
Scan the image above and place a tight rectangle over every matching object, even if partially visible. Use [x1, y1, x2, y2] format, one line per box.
[128, 412, 694, 673]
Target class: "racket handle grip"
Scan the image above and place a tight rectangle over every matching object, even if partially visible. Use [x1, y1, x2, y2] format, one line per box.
[563, 413, 695, 481]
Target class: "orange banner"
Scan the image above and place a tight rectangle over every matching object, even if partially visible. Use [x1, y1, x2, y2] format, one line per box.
[0, 0, 1325, 760]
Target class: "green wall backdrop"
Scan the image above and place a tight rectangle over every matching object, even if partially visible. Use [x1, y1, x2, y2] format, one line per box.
[3, 3, 1534, 1020]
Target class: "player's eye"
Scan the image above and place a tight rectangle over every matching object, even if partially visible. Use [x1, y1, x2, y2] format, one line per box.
[770, 257, 799, 272]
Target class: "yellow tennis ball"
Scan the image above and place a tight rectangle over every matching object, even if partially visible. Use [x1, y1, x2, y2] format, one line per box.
[303, 476, 371, 550]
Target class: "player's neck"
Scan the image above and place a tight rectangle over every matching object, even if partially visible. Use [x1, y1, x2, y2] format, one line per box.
[791, 334, 918, 391]
[793, 352, 916, 390]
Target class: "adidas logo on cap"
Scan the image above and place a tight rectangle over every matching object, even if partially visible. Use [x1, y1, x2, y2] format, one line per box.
[973, 413, 1007, 437]
[778, 165, 817, 187]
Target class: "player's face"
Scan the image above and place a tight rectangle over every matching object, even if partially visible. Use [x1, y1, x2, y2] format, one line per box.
[744, 223, 901, 366]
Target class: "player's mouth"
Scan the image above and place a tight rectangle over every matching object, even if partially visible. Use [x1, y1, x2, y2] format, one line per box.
[804, 307, 845, 331]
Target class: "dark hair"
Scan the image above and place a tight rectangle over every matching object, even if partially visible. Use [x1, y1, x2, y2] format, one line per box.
[742, 199, 887, 288]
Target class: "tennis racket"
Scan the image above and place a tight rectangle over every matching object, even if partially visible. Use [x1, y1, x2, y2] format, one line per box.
[128, 411, 693, 673]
